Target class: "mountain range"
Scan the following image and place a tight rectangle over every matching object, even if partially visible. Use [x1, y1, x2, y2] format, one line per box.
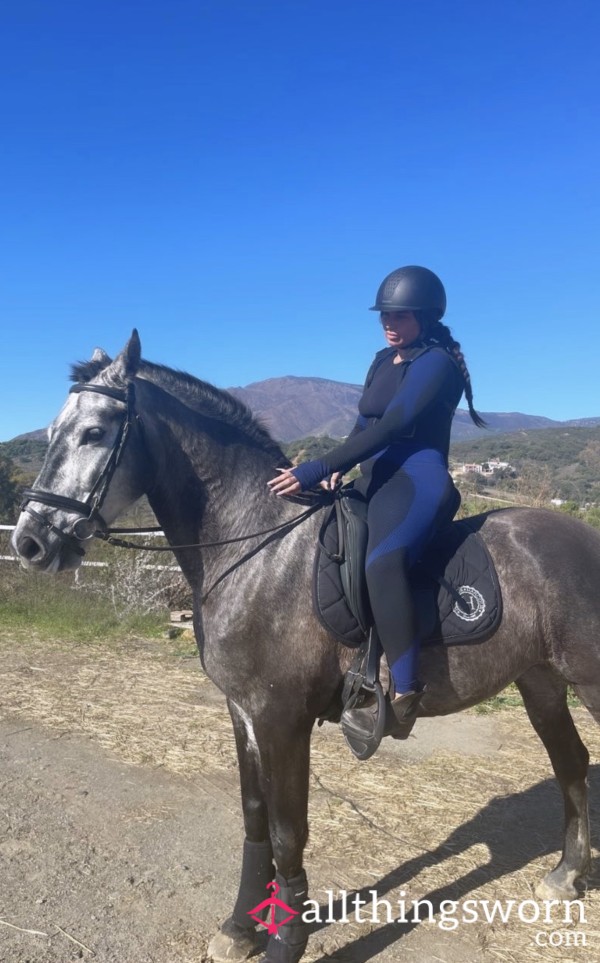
[6, 374, 600, 449]
[227, 375, 600, 442]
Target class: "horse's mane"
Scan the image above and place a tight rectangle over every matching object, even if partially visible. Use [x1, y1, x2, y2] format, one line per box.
[70, 357, 287, 462]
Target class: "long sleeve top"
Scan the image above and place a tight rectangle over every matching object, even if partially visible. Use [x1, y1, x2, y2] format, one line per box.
[291, 344, 464, 491]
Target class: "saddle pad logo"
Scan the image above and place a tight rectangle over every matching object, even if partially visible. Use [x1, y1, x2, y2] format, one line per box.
[453, 585, 486, 622]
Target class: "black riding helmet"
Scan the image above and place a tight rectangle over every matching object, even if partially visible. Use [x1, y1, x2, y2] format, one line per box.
[370, 265, 447, 321]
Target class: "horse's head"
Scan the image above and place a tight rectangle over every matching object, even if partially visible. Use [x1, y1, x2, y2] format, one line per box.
[12, 332, 148, 572]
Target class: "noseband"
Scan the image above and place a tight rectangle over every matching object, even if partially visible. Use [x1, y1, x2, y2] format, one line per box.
[21, 382, 137, 558]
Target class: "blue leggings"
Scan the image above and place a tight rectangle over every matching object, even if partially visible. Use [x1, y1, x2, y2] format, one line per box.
[357, 450, 457, 693]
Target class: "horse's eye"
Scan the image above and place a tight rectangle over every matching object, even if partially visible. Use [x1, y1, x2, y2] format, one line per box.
[82, 427, 105, 445]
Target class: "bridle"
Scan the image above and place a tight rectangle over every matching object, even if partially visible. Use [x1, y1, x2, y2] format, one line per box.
[21, 382, 138, 558]
[20, 380, 324, 562]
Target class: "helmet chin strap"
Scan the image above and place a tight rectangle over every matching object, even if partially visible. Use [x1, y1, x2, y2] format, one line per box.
[413, 311, 430, 340]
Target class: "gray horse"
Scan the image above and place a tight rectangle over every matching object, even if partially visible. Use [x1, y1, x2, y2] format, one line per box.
[12, 332, 600, 963]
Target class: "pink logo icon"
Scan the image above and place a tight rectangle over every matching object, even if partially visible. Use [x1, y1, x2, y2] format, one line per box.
[247, 881, 299, 935]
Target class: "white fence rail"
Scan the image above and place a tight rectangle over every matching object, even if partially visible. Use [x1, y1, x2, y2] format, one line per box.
[0, 524, 179, 571]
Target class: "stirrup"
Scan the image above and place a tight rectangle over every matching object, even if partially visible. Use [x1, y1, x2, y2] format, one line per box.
[340, 681, 386, 760]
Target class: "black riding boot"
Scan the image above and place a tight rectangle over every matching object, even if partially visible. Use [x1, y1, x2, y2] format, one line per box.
[388, 689, 424, 739]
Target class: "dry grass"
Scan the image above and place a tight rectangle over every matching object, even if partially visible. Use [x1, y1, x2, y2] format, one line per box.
[1, 628, 599, 962]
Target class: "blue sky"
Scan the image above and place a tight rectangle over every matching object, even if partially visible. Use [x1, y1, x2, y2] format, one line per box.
[1, 0, 599, 440]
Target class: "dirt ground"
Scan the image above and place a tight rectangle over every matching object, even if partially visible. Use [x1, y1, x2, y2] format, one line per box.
[1, 631, 599, 963]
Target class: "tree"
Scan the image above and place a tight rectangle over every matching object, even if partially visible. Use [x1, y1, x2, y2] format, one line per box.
[284, 436, 341, 463]
[0, 454, 22, 522]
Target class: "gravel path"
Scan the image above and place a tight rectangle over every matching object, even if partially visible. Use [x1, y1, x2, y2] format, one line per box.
[1, 634, 599, 963]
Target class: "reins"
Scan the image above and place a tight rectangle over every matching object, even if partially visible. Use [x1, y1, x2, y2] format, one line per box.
[95, 502, 324, 552]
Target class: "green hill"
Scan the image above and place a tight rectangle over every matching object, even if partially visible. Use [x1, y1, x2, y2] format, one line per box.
[0, 438, 48, 483]
[451, 425, 600, 503]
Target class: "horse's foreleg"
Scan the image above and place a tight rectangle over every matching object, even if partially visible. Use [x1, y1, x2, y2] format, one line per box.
[516, 663, 591, 899]
[208, 700, 275, 963]
[255, 715, 313, 963]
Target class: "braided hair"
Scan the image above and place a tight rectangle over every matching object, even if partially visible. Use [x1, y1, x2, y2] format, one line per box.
[417, 313, 486, 429]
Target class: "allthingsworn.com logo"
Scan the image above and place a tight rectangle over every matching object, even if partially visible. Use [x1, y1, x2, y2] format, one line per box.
[249, 887, 588, 948]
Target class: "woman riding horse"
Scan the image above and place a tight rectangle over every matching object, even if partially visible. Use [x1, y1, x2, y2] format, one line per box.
[269, 265, 485, 736]
[13, 322, 600, 963]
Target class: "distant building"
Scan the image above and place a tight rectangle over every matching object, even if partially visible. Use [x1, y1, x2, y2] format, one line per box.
[484, 459, 511, 472]
[453, 459, 514, 477]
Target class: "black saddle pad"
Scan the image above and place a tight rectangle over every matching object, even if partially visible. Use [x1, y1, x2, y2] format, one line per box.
[313, 503, 502, 649]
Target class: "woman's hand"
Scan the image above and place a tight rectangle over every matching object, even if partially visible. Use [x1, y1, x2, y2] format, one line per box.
[268, 459, 333, 495]
[267, 468, 302, 497]
[320, 471, 342, 491]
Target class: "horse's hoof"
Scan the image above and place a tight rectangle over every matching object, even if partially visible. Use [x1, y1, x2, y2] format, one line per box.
[535, 874, 579, 901]
[208, 918, 259, 962]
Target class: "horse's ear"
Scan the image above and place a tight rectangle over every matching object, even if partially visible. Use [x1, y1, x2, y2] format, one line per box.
[91, 347, 112, 365]
[107, 330, 142, 384]
[71, 346, 113, 383]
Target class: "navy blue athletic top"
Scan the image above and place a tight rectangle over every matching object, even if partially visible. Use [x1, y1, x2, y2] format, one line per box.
[291, 344, 464, 490]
